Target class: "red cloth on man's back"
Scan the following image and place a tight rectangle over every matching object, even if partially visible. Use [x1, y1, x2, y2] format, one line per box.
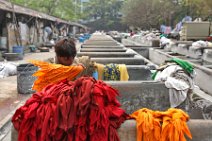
[12, 77, 128, 141]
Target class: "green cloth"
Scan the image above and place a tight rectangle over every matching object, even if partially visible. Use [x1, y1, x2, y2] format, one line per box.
[160, 34, 168, 38]
[168, 58, 194, 74]
[151, 71, 158, 80]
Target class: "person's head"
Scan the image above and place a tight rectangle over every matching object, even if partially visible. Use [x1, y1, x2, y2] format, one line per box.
[54, 38, 76, 66]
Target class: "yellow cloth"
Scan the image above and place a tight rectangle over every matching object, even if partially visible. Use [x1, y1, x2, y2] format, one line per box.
[95, 63, 129, 81]
[118, 64, 129, 81]
[95, 63, 104, 80]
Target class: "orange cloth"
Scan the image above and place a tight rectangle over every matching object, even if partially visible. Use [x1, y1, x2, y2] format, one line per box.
[130, 108, 192, 141]
[29, 60, 84, 92]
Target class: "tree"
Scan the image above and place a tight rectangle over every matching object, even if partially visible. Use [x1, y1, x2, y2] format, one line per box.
[11, 0, 77, 20]
[82, 0, 127, 31]
[121, 0, 212, 29]
[84, 0, 124, 19]
[122, 0, 171, 29]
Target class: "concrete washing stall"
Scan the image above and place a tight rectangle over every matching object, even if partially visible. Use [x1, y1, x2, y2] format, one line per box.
[81, 45, 124, 48]
[91, 58, 145, 65]
[79, 42, 152, 81]
[149, 48, 212, 96]
[83, 42, 119, 46]
[77, 52, 136, 58]
[11, 81, 212, 141]
[108, 81, 170, 113]
[124, 45, 160, 59]
[80, 48, 127, 52]
[10, 35, 212, 140]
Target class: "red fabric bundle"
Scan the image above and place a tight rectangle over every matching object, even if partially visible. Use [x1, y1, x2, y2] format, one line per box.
[12, 77, 127, 141]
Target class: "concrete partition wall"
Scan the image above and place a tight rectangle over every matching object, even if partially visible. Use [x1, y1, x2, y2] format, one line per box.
[91, 58, 145, 65]
[77, 52, 136, 58]
[80, 48, 127, 52]
[125, 46, 160, 59]
[118, 120, 212, 141]
[127, 65, 151, 80]
[11, 117, 212, 141]
[82, 45, 124, 48]
[107, 81, 170, 114]
[128, 47, 150, 58]
[149, 48, 171, 65]
[83, 42, 119, 46]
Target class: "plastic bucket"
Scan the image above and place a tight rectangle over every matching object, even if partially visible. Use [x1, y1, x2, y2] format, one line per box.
[0, 37, 7, 50]
[12, 46, 24, 59]
[79, 37, 85, 43]
[17, 63, 38, 94]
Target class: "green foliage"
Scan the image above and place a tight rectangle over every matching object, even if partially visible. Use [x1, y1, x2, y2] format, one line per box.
[84, 0, 123, 19]
[122, 0, 212, 29]
[82, 0, 126, 31]
[11, 0, 78, 20]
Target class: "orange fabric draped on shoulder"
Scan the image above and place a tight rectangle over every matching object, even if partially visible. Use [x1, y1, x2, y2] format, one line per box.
[29, 60, 84, 92]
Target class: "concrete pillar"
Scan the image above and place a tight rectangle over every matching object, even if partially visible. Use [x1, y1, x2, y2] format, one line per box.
[37, 20, 44, 43]
[73, 26, 78, 35]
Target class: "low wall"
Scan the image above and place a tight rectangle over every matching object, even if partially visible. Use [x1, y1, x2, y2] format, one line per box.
[91, 58, 145, 65]
[80, 48, 127, 52]
[107, 81, 170, 113]
[127, 65, 151, 80]
[118, 120, 212, 141]
[77, 52, 136, 58]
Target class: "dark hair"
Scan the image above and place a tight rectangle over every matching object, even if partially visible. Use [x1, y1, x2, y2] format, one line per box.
[54, 38, 76, 58]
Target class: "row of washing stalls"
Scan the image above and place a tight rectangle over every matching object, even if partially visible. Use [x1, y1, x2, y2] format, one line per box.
[8, 33, 212, 141]
[0, 7, 84, 61]
[77, 34, 212, 141]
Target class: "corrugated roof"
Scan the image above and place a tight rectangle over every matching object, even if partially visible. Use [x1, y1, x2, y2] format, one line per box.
[0, 0, 86, 29]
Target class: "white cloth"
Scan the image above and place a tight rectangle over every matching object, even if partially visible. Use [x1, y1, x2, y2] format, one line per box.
[155, 65, 194, 107]
[160, 37, 171, 47]
[192, 40, 207, 49]
[0, 62, 17, 78]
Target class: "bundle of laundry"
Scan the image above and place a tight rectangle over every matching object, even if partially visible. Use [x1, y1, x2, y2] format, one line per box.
[191, 40, 212, 50]
[0, 62, 17, 78]
[12, 76, 128, 141]
[131, 108, 192, 141]
[160, 37, 175, 50]
[152, 58, 195, 108]
[142, 33, 159, 41]
[95, 63, 129, 81]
